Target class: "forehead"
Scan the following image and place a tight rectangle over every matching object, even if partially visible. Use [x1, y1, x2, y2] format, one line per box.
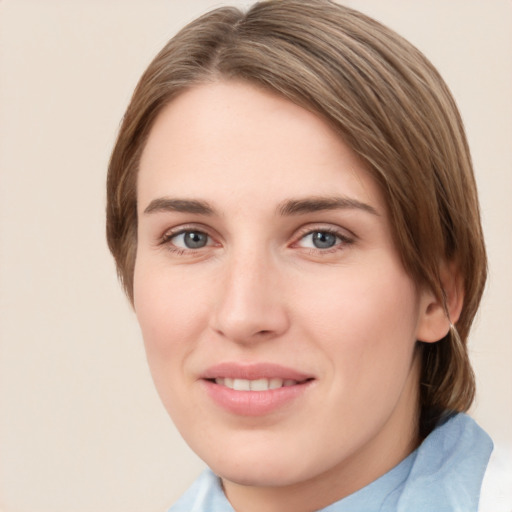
[137, 80, 382, 214]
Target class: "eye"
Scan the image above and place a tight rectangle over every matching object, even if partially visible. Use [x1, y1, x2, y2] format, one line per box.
[166, 230, 212, 250]
[295, 229, 352, 251]
[301, 231, 338, 249]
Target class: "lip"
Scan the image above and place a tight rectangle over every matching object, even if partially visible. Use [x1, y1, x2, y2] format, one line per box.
[200, 362, 315, 416]
[201, 362, 313, 381]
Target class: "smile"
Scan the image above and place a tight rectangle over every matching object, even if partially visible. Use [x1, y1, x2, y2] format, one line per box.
[214, 377, 300, 391]
[200, 363, 315, 416]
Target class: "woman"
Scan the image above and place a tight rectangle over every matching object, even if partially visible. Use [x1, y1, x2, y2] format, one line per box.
[107, 1, 494, 510]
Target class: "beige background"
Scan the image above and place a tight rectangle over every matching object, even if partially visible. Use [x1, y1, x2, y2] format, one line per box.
[0, 1, 510, 511]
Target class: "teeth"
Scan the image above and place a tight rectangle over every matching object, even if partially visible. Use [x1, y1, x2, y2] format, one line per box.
[269, 378, 283, 389]
[250, 378, 270, 391]
[214, 377, 299, 391]
[233, 378, 251, 391]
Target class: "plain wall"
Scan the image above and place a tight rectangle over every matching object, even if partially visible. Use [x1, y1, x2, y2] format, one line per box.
[0, 1, 511, 511]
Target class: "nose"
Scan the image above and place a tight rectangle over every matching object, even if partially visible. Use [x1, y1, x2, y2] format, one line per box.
[210, 248, 290, 344]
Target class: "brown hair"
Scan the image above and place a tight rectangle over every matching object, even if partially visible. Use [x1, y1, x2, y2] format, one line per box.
[106, 0, 486, 435]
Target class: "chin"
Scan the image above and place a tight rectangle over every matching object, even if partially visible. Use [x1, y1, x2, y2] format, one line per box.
[196, 435, 321, 488]
[211, 460, 307, 488]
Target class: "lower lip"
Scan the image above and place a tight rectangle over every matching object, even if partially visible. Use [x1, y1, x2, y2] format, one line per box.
[201, 380, 313, 416]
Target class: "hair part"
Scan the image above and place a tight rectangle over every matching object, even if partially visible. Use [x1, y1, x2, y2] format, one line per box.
[106, 0, 487, 435]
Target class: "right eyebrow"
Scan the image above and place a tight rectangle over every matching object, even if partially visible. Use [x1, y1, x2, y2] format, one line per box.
[143, 198, 215, 216]
[277, 196, 379, 216]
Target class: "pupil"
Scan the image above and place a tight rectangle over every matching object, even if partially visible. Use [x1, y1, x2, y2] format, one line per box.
[313, 231, 336, 249]
[185, 232, 207, 248]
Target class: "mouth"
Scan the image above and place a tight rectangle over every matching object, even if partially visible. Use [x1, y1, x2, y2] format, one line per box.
[211, 377, 311, 391]
[200, 363, 315, 416]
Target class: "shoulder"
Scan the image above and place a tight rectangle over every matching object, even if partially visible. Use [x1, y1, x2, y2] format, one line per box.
[479, 442, 512, 512]
[396, 413, 493, 511]
[411, 412, 493, 477]
[167, 469, 235, 512]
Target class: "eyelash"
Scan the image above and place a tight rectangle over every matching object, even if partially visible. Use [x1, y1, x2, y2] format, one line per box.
[158, 225, 354, 256]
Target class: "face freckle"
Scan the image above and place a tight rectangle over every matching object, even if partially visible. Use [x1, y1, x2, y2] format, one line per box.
[134, 80, 433, 507]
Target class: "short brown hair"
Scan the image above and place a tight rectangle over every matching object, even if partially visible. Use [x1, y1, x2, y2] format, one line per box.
[107, 0, 486, 435]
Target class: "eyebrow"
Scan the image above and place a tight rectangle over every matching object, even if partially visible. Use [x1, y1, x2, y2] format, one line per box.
[143, 198, 215, 215]
[143, 195, 378, 217]
[277, 196, 379, 216]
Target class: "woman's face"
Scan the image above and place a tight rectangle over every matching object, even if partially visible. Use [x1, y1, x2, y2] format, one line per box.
[134, 81, 437, 505]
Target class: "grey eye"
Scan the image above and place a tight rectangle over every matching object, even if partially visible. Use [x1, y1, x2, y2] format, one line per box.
[173, 231, 210, 249]
[301, 231, 338, 249]
[311, 231, 338, 249]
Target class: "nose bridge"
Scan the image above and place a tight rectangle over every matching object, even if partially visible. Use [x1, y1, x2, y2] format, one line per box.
[212, 242, 289, 342]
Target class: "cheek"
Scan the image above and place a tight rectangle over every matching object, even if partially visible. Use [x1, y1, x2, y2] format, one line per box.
[133, 263, 209, 372]
[294, 264, 420, 376]
[133, 264, 214, 426]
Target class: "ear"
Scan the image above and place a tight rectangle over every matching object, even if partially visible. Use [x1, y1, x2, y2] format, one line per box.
[415, 262, 464, 343]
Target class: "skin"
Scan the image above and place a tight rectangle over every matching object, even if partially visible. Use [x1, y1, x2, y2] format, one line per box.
[134, 81, 450, 512]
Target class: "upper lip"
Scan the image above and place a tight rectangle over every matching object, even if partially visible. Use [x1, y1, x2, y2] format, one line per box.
[200, 362, 314, 382]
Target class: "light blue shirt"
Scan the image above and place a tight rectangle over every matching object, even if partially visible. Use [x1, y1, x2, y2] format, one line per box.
[168, 413, 493, 512]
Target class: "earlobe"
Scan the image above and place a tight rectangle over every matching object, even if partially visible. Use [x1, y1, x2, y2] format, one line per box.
[416, 262, 464, 343]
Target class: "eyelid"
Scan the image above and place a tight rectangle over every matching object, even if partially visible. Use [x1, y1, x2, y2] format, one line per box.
[292, 223, 355, 242]
[159, 222, 212, 238]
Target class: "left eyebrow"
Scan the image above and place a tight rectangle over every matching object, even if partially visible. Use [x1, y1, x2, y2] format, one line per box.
[277, 196, 379, 216]
[143, 198, 215, 216]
